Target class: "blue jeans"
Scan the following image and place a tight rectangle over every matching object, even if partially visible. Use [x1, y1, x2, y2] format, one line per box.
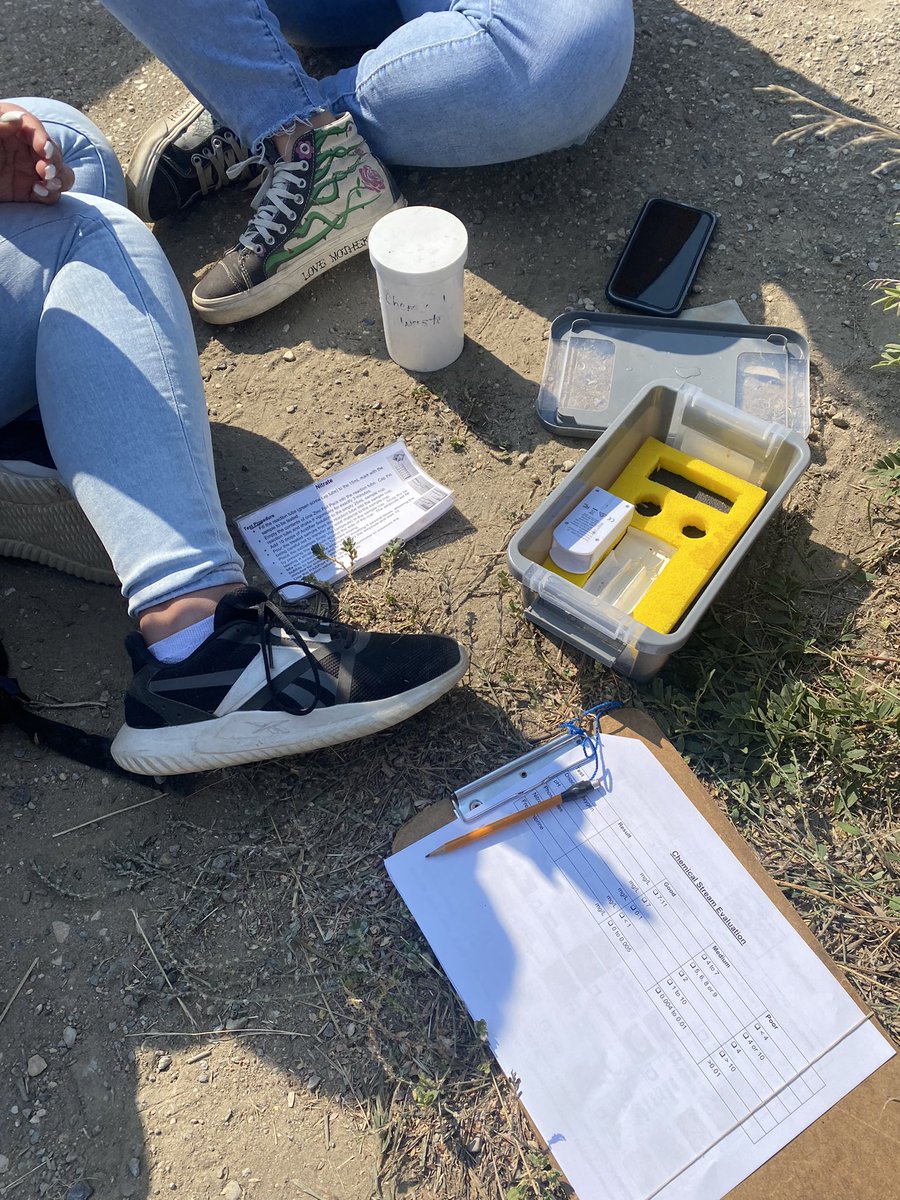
[99, 0, 634, 166]
[0, 99, 245, 616]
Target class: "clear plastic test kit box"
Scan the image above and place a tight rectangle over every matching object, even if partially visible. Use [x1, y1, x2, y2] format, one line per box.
[507, 382, 810, 681]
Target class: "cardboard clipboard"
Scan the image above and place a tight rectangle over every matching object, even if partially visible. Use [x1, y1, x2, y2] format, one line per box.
[392, 707, 900, 1200]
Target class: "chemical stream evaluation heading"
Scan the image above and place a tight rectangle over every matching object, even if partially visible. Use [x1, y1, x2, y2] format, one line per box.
[671, 850, 748, 946]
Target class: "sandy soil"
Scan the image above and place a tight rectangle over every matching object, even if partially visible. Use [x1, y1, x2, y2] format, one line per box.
[2, 1, 899, 1198]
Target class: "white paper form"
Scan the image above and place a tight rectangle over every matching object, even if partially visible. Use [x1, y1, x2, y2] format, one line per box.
[386, 736, 894, 1200]
[236, 440, 453, 599]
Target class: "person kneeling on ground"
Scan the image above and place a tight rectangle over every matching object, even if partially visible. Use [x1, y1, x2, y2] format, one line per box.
[0, 98, 467, 776]
[99, 0, 635, 323]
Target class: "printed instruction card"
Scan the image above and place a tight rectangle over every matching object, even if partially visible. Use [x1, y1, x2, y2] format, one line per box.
[237, 440, 453, 598]
[387, 735, 894, 1200]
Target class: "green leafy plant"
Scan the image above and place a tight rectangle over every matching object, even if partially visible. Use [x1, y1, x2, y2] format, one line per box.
[505, 1151, 566, 1199]
[311, 535, 358, 576]
[411, 1075, 441, 1106]
[379, 537, 406, 573]
[866, 448, 900, 501]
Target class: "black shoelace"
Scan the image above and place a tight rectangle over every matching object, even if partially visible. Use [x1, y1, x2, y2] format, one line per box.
[257, 582, 351, 716]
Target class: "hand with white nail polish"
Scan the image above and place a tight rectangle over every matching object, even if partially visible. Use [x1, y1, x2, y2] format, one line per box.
[0, 102, 76, 204]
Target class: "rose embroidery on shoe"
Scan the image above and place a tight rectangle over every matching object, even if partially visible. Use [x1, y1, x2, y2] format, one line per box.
[359, 165, 385, 193]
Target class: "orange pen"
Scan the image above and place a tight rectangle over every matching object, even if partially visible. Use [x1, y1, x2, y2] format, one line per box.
[426, 780, 595, 858]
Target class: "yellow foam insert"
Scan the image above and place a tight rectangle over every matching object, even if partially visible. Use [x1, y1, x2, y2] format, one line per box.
[606, 438, 767, 634]
[542, 556, 596, 587]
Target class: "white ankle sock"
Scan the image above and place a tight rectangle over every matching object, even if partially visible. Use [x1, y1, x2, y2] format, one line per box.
[149, 615, 216, 663]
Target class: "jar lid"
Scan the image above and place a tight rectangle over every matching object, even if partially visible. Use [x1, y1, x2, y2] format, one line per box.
[369, 206, 468, 285]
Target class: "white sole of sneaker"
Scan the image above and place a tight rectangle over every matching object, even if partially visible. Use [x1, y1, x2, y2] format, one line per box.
[126, 98, 207, 222]
[191, 194, 406, 325]
[110, 647, 468, 775]
[0, 467, 117, 585]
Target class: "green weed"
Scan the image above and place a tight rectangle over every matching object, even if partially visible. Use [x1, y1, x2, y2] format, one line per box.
[866, 448, 900, 502]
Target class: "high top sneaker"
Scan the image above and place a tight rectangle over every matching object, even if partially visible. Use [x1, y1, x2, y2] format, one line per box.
[111, 585, 467, 776]
[126, 99, 254, 223]
[191, 115, 404, 324]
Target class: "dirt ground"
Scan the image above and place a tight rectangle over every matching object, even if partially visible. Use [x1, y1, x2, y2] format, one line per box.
[2, 1, 899, 1198]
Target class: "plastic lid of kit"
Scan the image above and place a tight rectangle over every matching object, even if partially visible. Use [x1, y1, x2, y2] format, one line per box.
[368, 207, 468, 286]
[535, 309, 811, 440]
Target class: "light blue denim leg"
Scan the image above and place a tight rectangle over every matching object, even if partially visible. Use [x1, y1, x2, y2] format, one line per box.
[98, 0, 634, 165]
[98, 0, 333, 148]
[312, 0, 636, 165]
[7, 97, 128, 204]
[0, 189, 244, 615]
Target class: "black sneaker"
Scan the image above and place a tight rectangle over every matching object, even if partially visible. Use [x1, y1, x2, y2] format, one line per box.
[191, 113, 404, 324]
[126, 99, 254, 222]
[111, 585, 467, 776]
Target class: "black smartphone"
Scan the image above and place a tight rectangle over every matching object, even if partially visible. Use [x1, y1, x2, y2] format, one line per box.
[605, 197, 717, 317]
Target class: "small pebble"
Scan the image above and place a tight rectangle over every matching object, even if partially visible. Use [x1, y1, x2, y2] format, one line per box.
[27, 1054, 48, 1077]
[561, 459, 576, 473]
[67, 1185, 94, 1200]
[222, 1182, 242, 1200]
[63, 1027, 77, 1049]
[157, 1054, 172, 1072]
[52, 921, 71, 944]
[282, 350, 296, 362]
[127, 1157, 141, 1178]
[0, 1155, 8, 1174]
[832, 414, 850, 429]
[306, 1074, 321, 1091]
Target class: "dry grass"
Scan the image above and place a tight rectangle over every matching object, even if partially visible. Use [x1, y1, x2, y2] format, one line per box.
[756, 84, 900, 176]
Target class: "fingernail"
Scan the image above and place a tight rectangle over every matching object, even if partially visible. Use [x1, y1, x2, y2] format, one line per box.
[44, 164, 57, 180]
[32, 183, 49, 197]
[0, 111, 25, 123]
[45, 178, 62, 192]
[43, 140, 55, 160]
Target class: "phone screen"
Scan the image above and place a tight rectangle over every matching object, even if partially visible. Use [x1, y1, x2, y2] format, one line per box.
[607, 199, 715, 315]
